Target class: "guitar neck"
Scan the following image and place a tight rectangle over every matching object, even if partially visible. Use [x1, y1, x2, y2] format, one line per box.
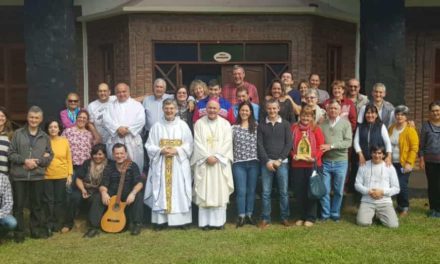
[115, 162, 129, 204]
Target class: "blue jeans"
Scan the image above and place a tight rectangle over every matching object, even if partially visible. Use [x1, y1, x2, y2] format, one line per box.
[261, 163, 289, 222]
[0, 215, 17, 237]
[232, 160, 259, 217]
[320, 160, 348, 220]
[393, 163, 410, 211]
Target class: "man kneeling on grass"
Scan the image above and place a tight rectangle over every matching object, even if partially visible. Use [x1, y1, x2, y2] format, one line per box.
[355, 145, 400, 228]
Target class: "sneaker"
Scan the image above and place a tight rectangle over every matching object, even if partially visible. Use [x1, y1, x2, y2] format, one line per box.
[399, 211, 409, 217]
[295, 220, 304, 226]
[304, 221, 314, 227]
[236, 217, 245, 228]
[245, 215, 256, 225]
[258, 220, 270, 229]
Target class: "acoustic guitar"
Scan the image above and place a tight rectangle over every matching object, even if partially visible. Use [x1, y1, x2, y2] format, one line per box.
[101, 160, 131, 233]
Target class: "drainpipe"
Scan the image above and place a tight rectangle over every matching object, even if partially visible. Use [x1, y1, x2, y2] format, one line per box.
[82, 21, 89, 105]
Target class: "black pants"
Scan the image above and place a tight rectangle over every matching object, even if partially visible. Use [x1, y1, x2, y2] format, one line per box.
[64, 189, 101, 229]
[293, 167, 317, 222]
[89, 191, 144, 229]
[12, 180, 46, 236]
[43, 179, 67, 231]
[426, 162, 440, 211]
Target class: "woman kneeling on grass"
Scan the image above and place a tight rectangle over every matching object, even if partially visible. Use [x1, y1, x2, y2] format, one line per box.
[355, 145, 400, 228]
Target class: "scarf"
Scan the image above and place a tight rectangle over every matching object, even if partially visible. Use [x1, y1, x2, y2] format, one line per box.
[87, 159, 108, 189]
[67, 108, 80, 124]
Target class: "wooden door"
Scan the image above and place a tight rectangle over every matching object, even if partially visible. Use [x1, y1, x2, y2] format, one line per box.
[0, 44, 27, 122]
[221, 65, 265, 102]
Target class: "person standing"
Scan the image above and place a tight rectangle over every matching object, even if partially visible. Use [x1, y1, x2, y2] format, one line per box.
[222, 65, 259, 105]
[191, 99, 234, 230]
[346, 78, 369, 114]
[233, 87, 259, 122]
[319, 100, 353, 222]
[355, 145, 400, 228]
[357, 83, 395, 128]
[144, 99, 193, 228]
[0, 172, 16, 240]
[0, 107, 13, 175]
[9, 106, 53, 242]
[87, 83, 116, 146]
[104, 83, 146, 170]
[291, 106, 324, 227]
[308, 73, 329, 105]
[44, 120, 73, 234]
[232, 101, 259, 227]
[257, 99, 293, 229]
[60, 92, 82, 129]
[419, 100, 440, 218]
[388, 105, 419, 217]
[193, 79, 235, 124]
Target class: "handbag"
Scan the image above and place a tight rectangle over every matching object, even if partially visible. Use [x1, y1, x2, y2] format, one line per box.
[308, 161, 326, 199]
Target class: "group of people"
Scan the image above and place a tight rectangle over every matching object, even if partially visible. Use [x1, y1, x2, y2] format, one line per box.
[1, 64, 440, 243]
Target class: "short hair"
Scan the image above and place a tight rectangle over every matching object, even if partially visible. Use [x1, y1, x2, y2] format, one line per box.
[297, 80, 309, 90]
[330, 80, 345, 94]
[370, 145, 385, 155]
[326, 99, 342, 108]
[281, 71, 293, 78]
[308, 73, 320, 80]
[372, 83, 386, 92]
[76, 109, 90, 120]
[162, 98, 178, 109]
[91, 143, 108, 158]
[236, 87, 249, 96]
[189, 80, 208, 96]
[112, 143, 127, 152]
[45, 119, 63, 136]
[268, 79, 285, 96]
[208, 79, 221, 88]
[394, 105, 409, 116]
[154, 78, 167, 89]
[28, 105, 43, 115]
[232, 65, 245, 73]
[265, 98, 279, 108]
[0, 106, 13, 139]
[305, 88, 318, 97]
[429, 100, 440, 111]
[300, 105, 316, 119]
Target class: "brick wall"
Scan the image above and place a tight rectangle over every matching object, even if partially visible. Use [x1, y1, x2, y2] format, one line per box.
[311, 16, 357, 90]
[127, 14, 315, 96]
[87, 15, 130, 101]
[405, 8, 440, 128]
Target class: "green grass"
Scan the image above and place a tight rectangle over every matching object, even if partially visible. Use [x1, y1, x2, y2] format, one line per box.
[1, 198, 439, 263]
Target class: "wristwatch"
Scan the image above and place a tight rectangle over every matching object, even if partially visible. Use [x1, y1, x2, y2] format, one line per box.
[330, 145, 334, 150]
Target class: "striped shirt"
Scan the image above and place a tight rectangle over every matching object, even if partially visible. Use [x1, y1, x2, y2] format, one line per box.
[0, 133, 10, 174]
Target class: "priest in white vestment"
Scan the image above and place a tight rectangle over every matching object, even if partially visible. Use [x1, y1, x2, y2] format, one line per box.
[191, 99, 234, 229]
[87, 83, 116, 145]
[103, 83, 146, 170]
[144, 99, 193, 227]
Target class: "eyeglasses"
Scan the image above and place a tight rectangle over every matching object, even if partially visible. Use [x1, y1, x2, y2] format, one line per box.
[306, 96, 317, 100]
[68, 100, 79, 103]
[348, 85, 358, 88]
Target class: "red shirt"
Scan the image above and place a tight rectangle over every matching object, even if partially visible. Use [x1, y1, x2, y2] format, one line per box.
[290, 124, 325, 168]
[222, 81, 259, 105]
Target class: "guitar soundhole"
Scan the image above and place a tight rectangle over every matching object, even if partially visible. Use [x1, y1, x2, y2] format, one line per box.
[113, 203, 120, 212]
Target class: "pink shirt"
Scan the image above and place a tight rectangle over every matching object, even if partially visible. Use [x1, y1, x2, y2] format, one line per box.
[222, 81, 259, 105]
[61, 127, 93, 166]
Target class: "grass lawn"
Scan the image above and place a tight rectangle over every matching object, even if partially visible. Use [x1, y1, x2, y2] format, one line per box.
[1, 198, 439, 263]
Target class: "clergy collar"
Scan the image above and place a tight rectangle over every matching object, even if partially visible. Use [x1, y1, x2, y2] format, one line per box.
[266, 116, 282, 124]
